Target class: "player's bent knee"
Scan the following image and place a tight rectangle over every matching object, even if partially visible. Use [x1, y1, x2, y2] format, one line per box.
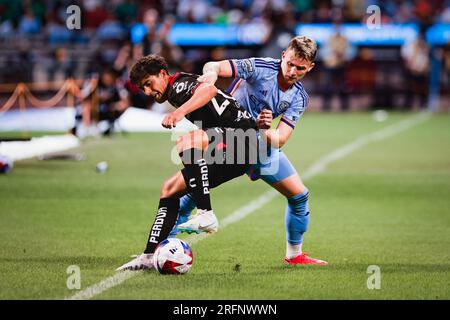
[273, 175, 307, 198]
[160, 179, 175, 198]
[160, 172, 187, 198]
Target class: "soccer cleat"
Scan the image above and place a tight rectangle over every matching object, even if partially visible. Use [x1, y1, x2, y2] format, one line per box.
[177, 210, 219, 234]
[116, 253, 154, 271]
[284, 252, 328, 266]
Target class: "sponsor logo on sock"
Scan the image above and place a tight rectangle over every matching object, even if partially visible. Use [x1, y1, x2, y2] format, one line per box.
[149, 207, 167, 243]
[197, 158, 210, 195]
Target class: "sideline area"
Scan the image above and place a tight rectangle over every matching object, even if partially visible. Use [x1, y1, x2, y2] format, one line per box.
[0, 106, 195, 133]
[0, 106, 196, 161]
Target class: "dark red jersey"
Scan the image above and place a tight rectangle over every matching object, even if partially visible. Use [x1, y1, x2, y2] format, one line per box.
[166, 72, 256, 130]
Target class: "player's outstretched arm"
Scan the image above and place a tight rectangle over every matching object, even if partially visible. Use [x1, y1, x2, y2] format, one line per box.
[198, 60, 234, 84]
[162, 82, 218, 128]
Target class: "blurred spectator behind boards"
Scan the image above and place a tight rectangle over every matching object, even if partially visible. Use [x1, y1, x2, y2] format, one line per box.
[47, 47, 76, 81]
[320, 24, 355, 111]
[112, 42, 154, 111]
[401, 32, 430, 110]
[141, 9, 183, 70]
[74, 69, 128, 138]
[346, 48, 377, 109]
[96, 68, 128, 136]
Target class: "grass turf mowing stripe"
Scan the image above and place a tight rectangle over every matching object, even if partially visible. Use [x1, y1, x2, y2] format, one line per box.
[65, 112, 430, 300]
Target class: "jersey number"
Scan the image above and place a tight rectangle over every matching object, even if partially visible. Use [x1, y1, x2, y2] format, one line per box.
[211, 91, 234, 115]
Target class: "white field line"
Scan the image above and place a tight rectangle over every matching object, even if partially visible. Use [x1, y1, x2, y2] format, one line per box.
[65, 112, 430, 300]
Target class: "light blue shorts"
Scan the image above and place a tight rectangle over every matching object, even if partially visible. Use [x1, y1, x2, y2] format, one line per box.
[247, 148, 297, 185]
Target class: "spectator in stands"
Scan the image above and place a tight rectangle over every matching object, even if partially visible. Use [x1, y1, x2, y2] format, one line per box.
[413, 0, 434, 27]
[343, 0, 366, 23]
[18, 6, 40, 34]
[47, 47, 76, 81]
[176, 0, 211, 23]
[0, 0, 23, 26]
[138, 9, 183, 71]
[95, 68, 126, 135]
[115, 0, 138, 26]
[289, 0, 314, 19]
[113, 41, 153, 110]
[1, 0, 450, 115]
[439, 2, 450, 23]
[113, 42, 133, 77]
[45, 11, 73, 45]
[320, 23, 354, 111]
[72, 73, 99, 138]
[74, 68, 127, 137]
[346, 47, 378, 109]
[258, 5, 295, 59]
[140, 7, 159, 56]
[83, 0, 108, 30]
[313, 2, 333, 23]
[401, 32, 430, 110]
[96, 10, 127, 41]
[31, 0, 46, 23]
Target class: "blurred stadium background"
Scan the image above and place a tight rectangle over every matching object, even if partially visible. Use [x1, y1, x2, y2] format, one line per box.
[0, 1, 450, 300]
[0, 0, 449, 138]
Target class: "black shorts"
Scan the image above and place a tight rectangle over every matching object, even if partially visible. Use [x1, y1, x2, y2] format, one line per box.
[181, 127, 258, 189]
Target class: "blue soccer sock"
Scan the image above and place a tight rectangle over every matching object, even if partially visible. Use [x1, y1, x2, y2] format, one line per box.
[168, 193, 196, 237]
[285, 189, 310, 256]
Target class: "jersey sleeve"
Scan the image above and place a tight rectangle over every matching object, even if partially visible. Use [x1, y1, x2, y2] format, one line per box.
[167, 74, 201, 107]
[280, 93, 308, 129]
[228, 58, 260, 83]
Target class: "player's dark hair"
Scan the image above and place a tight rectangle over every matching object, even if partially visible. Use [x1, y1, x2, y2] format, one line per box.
[287, 36, 317, 62]
[130, 54, 169, 85]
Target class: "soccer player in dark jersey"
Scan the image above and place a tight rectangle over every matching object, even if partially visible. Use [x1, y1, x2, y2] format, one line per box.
[117, 54, 268, 270]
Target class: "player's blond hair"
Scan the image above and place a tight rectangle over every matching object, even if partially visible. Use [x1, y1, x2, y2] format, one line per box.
[287, 36, 317, 62]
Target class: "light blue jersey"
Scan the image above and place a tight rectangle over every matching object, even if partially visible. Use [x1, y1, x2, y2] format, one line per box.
[227, 57, 312, 246]
[175, 57, 314, 243]
[227, 57, 309, 129]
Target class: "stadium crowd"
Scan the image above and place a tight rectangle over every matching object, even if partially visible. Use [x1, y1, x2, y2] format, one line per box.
[1, 0, 449, 33]
[0, 0, 449, 134]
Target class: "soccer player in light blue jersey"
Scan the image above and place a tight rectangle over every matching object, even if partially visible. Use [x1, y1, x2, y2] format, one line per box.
[176, 36, 328, 265]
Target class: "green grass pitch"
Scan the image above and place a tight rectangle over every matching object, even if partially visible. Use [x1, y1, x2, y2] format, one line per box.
[1, 112, 449, 299]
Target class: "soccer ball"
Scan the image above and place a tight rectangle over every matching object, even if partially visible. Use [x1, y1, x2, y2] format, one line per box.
[153, 238, 193, 275]
[0, 155, 13, 174]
